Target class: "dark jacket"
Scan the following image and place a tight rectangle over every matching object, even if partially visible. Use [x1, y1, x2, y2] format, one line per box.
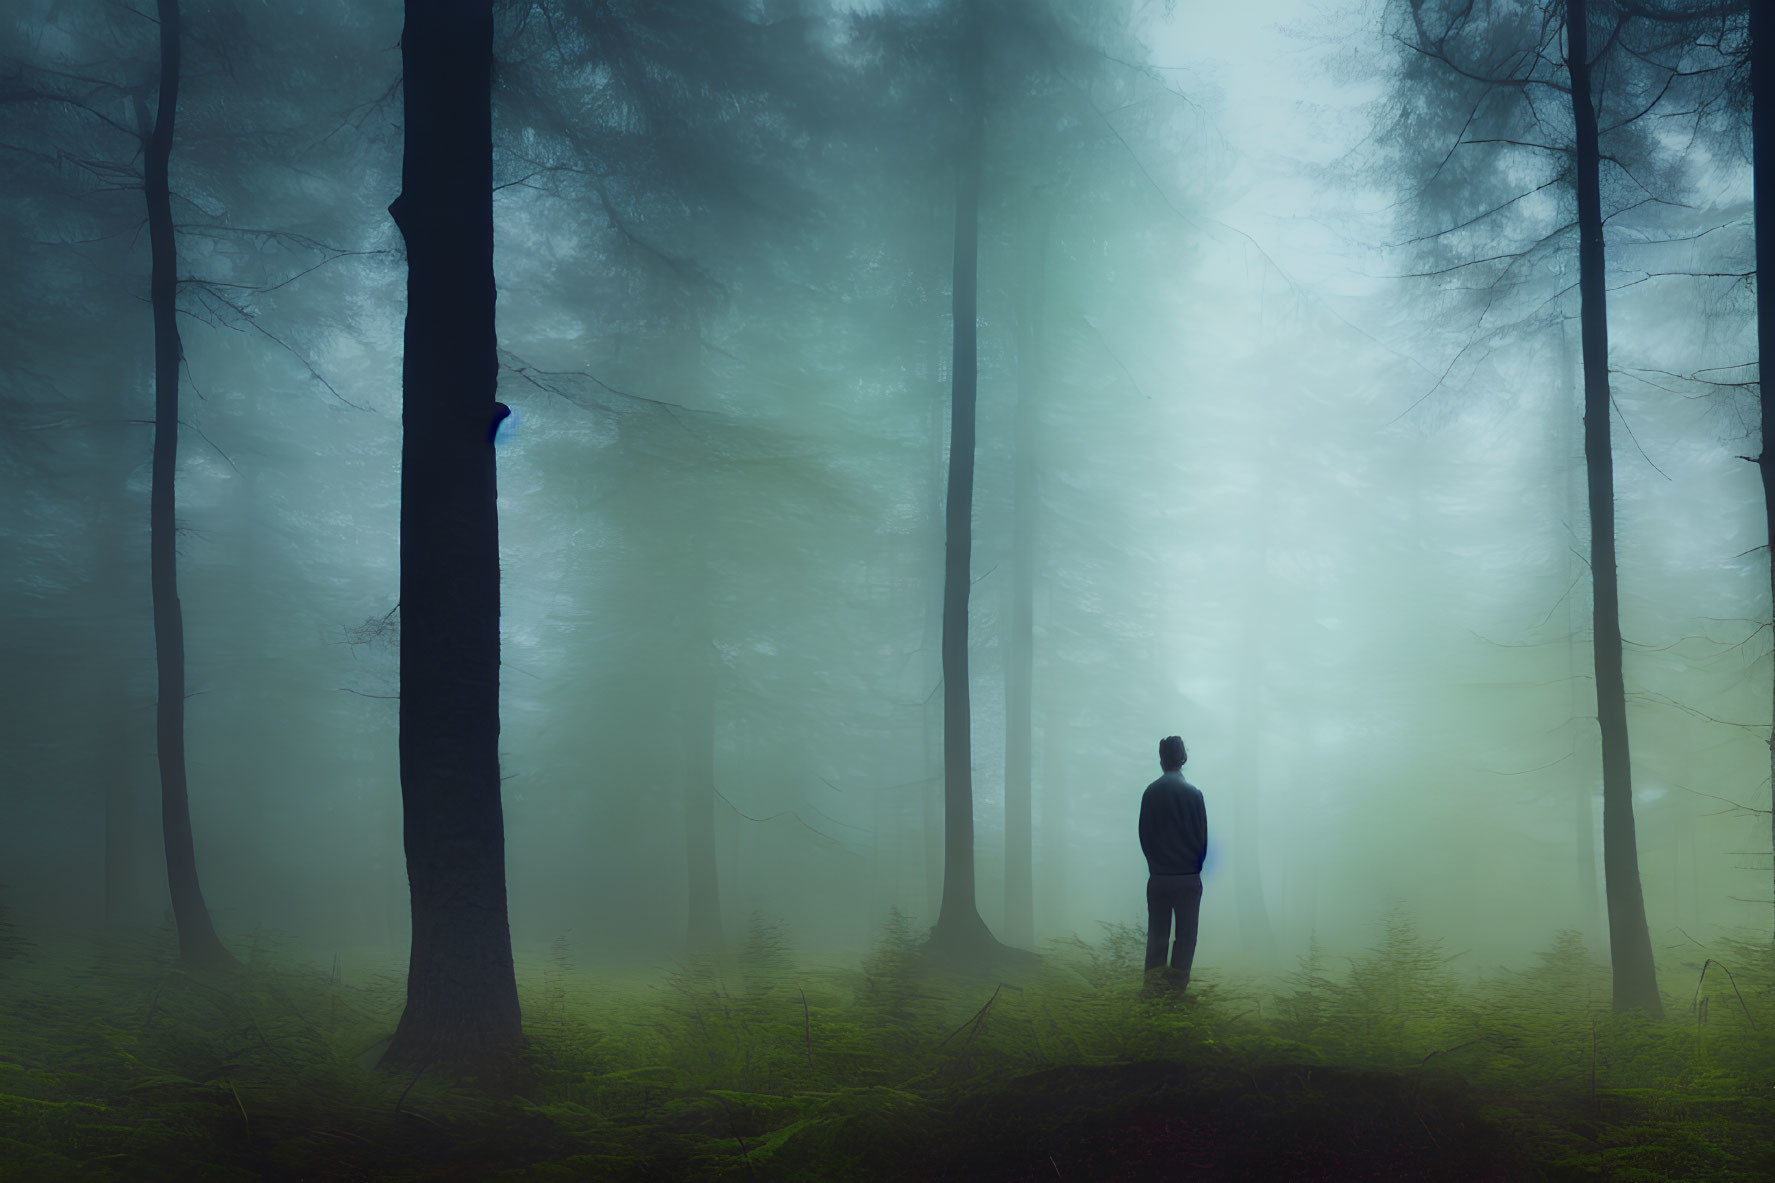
[1139, 770, 1208, 876]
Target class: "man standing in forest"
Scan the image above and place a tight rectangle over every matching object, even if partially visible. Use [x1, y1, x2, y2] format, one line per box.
[1139, 735, 1208, 992]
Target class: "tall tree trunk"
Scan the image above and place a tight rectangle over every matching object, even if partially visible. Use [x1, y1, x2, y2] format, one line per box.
[383, 0, 524, 1074]
[1002, 196, 1049, 951]
[931, 10, 997, 955]
[1559, 314, 1603, 946]
[923, 699, 944, 925]
[145, 0, 231, 970]
[923, 388, 946, 925]
[1568, 0, 1661, 1015]
[1752, 0, 1775, 947]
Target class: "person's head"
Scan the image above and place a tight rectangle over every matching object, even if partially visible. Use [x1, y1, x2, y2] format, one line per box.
[1159, 735, 1187, 771]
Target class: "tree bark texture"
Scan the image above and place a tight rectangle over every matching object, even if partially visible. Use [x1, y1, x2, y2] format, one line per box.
[1752, 0, 1775, 946]
[923, 391, 946, 925]
[146, 0, 231, 970]
[1567, 0, 1662, 1015]
[383, 0, 524, 1073]
[1001, 196, 1049, 951]
[932, 8, 996, 954]
[1559, 315, 1603, 946]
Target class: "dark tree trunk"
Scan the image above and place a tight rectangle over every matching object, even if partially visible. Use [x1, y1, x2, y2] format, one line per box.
[1567, 0, 1661, 1015]
[923, 688, 944, 926]
[931, 10, 998, 956]
[1752, 0, 1775, 946]
[923, 390, 946, 925]
[145, 0, 231, 971]
[1558, 315, 1603, 946]
[1001, 196, 1049, 951]
[383, 0, 524, 1075]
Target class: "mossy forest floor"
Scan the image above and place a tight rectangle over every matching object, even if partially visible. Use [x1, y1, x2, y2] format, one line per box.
[2, 910, 1773, 1181]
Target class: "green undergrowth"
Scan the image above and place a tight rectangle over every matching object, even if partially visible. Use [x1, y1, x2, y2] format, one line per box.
[0, 907, 1772, 1180]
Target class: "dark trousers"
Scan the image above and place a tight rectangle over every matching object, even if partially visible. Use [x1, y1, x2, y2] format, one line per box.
[1145, 873, 1203, 978]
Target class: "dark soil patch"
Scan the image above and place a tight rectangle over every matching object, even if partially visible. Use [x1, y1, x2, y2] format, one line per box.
[887, 1059, 1530, 1181]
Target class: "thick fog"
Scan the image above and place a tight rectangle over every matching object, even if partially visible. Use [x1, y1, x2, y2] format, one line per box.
[2, 0, 1768, 989]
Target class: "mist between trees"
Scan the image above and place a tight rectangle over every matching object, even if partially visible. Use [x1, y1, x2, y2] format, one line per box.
[1, 0, 1771, 1032]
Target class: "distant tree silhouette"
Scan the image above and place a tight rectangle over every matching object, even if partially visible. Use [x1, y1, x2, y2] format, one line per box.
[145, 0, 233, 971]
[1567, 0, 1662, 1015]
[930, 0, 1001, 958]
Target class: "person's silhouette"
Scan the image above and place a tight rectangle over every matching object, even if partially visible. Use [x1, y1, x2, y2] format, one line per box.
[1138, 735, 1208, 991]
